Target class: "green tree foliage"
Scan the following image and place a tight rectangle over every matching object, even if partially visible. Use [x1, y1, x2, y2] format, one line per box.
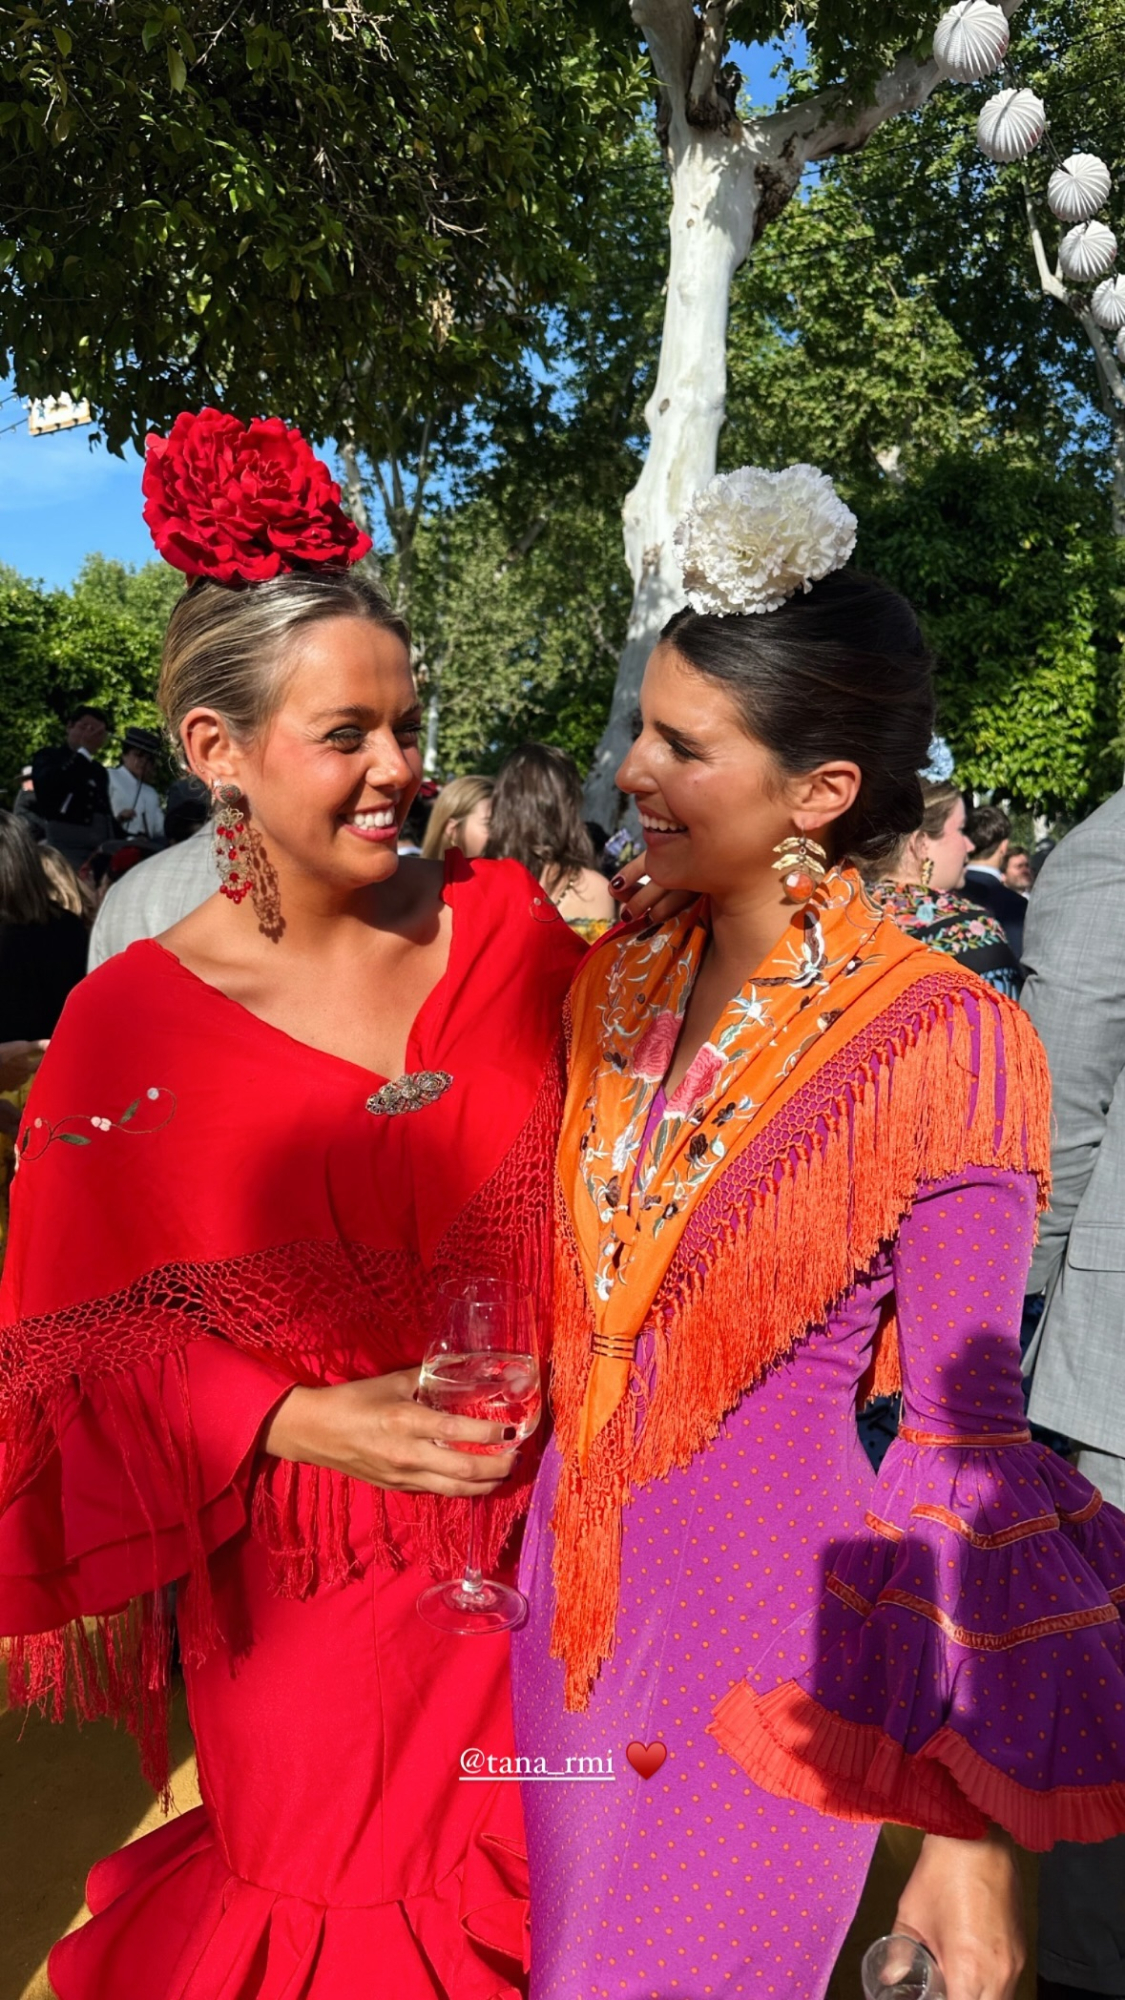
[858, 449, 1124, 812]
[474, 122, 668, 535]
[834, 0, 1123, 472]
[715, 124, 1125, 815]
[403, 500, 632, 777]
[0, 568, 58, 803]
[0, 2, 644, 449]
[723, 169, 989, 498]
[0, 557, 181, 800]
[726, 0, 952, 95]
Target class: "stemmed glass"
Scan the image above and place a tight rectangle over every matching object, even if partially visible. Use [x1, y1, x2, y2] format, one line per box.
[415, 1277, 542, 1635]
[862, 1936, 946, 2000]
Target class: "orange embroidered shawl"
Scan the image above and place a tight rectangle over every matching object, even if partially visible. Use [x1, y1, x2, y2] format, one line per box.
[550, 868, 1050, 1708]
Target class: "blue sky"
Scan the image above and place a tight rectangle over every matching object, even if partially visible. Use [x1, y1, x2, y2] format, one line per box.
[0, 35, 802, 591]
[0, 407, 154, 588]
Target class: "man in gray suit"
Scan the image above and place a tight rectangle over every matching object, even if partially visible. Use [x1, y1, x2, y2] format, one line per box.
[87, 825, 217, 969]
[1022, 786, 1125, 1999]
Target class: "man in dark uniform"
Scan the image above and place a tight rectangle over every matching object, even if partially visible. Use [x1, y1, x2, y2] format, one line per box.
[30, 706, 117, 866]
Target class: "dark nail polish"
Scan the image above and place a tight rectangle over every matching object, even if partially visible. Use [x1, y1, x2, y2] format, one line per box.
[502, 1424, 518, 1441]
[609, 874, 626, 893]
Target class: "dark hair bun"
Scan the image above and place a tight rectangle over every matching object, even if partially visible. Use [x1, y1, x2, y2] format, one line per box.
[661, 570, 934, 862]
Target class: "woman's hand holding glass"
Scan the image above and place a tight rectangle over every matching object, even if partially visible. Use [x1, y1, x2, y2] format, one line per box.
[888, 1831, 1024, 2000]
[262, 1366, 519, 1499]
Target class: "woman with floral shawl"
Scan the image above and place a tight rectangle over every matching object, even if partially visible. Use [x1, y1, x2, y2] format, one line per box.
[512, 468, 1125, 2000]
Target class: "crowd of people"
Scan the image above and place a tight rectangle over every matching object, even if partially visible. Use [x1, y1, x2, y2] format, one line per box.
[0, 730, 1044, 1049]
[0, 419, 1122, 2000]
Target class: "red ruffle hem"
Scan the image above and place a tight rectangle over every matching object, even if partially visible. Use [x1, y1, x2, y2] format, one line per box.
[49, 1791, 528, 2000]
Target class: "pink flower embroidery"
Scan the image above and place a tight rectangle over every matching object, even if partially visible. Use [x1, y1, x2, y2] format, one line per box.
[666, 1042, 725, 1116]
[632, 1011, 681, 1080]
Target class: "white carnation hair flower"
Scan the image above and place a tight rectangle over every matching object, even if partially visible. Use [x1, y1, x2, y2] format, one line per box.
[674, 463, 858, 617]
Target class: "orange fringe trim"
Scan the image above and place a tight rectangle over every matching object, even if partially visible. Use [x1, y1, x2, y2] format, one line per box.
[550, 982, 1051, 1711]
[709, 1678, 1125, 1853]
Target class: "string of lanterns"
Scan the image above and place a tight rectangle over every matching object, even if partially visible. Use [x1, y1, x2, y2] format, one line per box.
[932, 0, 1122, 354]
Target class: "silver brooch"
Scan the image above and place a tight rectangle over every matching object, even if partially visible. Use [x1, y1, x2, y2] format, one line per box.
[365, 1070, 453, 1116]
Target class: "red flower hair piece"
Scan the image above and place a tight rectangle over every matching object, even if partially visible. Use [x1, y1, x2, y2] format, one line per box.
[141, 407, 373, 586]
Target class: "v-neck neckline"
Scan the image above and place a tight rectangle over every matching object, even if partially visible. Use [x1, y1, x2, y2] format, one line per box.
[139, 853, 462, 1089]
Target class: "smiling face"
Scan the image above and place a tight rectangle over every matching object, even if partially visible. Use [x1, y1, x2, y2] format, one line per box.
[183, 614, 422, 893]
[615, 642, 860, 903]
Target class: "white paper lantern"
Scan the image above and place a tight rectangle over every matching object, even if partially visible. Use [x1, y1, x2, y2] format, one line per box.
[1092, 276, 1125, 331]
[976, 88, 1046, 164]
[1059, 220, 1118, 282]
[1048, 153, 1112, 224]
[933, 0, 1009, 81]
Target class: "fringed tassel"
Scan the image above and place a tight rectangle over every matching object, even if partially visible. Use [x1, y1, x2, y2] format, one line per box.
[251, 1458, 364, 1598]
[106, 1355, 221, 1665]
[550, 986, 1052, 1710]
[251, 1446, 536, 1595]
[4, 1590, 174, 1800]
[863, 1303, 902, 1406]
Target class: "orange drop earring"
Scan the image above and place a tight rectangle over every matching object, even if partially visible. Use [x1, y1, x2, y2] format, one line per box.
[772, 833, 828, 904]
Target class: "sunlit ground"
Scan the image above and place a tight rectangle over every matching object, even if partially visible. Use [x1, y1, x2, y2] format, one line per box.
[1, 1670, 1038, 2000]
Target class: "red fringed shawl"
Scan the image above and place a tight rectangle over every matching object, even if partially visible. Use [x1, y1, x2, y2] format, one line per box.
[0, 854, 583, 1789]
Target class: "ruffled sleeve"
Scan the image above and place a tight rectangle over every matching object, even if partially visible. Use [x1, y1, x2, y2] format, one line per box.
[0, 1325, 293, 1794]
[710, 1169, 1125, 1850]
[0, 1336, 293, 1633]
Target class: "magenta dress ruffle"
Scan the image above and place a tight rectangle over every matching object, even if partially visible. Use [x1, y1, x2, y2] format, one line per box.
[513, 1169, 1125, 2000]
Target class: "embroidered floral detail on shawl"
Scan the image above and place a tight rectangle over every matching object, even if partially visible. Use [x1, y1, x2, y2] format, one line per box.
[18, 1086, 176, 1165]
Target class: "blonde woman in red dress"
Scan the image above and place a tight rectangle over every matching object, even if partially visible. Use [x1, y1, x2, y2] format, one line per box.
[0, 412, 584, 2000]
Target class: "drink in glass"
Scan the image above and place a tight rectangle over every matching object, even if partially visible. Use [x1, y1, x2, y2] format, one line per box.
[415, 1277, 540, 1634]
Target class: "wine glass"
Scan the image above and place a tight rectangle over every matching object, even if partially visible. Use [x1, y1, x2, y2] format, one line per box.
[415, 1277, 541, 1635]
[862, 1936, 946, 2000]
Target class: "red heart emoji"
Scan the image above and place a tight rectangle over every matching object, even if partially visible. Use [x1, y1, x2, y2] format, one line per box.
[626, 1739, 667, 1780]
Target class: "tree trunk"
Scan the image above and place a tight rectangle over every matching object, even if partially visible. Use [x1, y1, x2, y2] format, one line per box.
[422, 664, 442, 776]
[1022, 176, 1125, 539]
[1111, 407, 1125, 540]
[584, 120, 757, 823]
[339, 438, 386, 588]
[585, 0, 1018, 827]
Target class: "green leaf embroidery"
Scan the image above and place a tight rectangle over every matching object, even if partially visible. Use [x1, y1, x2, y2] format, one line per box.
[119, 1099, 140, 1124]
[59, 1133, 91, 1146]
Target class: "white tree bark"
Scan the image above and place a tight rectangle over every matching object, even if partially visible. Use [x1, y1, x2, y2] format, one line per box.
[339, 437, 387, 588]
[585, 0, 1021, 825]
[1022, 178, 1125, 537]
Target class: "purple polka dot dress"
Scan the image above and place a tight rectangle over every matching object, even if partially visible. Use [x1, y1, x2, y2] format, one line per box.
[512, 1167, 1125, 1999]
